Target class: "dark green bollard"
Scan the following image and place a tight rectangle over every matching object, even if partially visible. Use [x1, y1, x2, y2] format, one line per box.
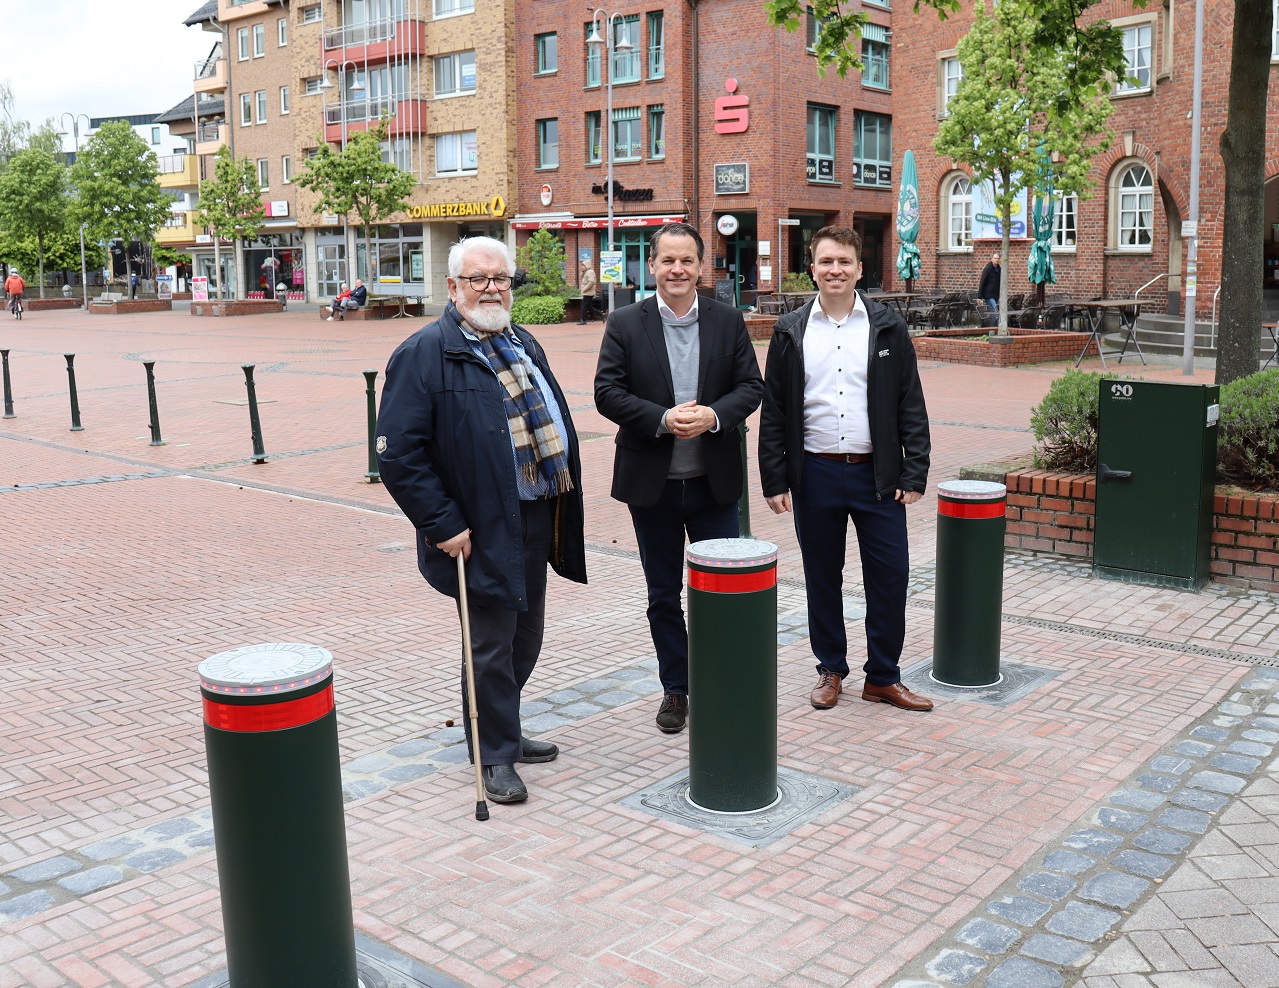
[687, 538, 778, 812]
[363, 369, 380, 484]
[64, 353, 84, 432]
[2, 349, 14, 418]
[736, 422, 751, 538]
[200, 643, 358, 988]
[241, 363, 267, 463]
[143, 361, 164, 446]
[931, 480, 1007, 688]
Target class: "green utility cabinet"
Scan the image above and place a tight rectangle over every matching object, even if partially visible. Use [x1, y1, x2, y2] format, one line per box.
[1094, 379, 1219, 589]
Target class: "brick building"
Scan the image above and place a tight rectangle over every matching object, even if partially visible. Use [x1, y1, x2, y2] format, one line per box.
[513, 0, 898, 307]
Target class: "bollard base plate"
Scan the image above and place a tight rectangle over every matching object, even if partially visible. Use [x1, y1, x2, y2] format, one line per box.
[190, 932, 468, 988]
[623, 766, 859, 848]
[902, 658, 1059, 708]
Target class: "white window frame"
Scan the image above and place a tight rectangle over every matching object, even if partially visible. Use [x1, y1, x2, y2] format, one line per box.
[240, 92, 253, 126]
[150, 127, 161, 144]
[434, 50, 476, 97]
[257, 157, 269, 190]
[945, 174, 973, 251]
[1115, 162, 1154, 251]
[433, 0, 474, 18]
[1273, 0, 1279, 59]
[303, 76, 323, 96]
[648, 104, 664, 160]
[280, 86, 290, 114]
[278, 17, 287, 46]
[252, 23, 266, 58]
[435, 130, 477, 176]
[1052, 191, 1078, 251]
[1116, 22, 1153, 94]
[282, 155, 293, 184]
[237, 27, 250, 61]
[611, 107, 642, 163]
[255, 90, 268, 124]
[301, 5, 322, 24]
[537, 118, 559, 169]
[940, 55, 963, 115]
[585, 110, 602, 164]
[862, 38, 890, 90]
[648, 11, 665, 79]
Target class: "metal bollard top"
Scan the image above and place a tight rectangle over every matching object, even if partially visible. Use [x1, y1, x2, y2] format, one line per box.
[937, 479, 1007, 502]
[199, 642, 332, 696]
[687, 538, 778, 569]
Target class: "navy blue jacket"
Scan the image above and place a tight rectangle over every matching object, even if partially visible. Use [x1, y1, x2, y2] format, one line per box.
[376, 302, 587, 610]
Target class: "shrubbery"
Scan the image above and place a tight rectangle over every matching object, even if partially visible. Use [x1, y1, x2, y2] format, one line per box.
[1217, 368, 1279, 490]
[780, 271, 814, 292]
[1030, 369, 1139, 472]
[511, 294, 566, 325]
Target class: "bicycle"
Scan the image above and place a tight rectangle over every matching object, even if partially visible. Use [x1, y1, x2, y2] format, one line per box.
[7, 293, 22, 321]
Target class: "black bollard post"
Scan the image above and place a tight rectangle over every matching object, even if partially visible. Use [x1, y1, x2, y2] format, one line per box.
[363, 369, 380, 484]
[200, 643, 358, 987]
[143, 361, 164, 446]
[736, 422, 752, 538]
[2, 349, 14, 419]
[65, 353, 84, 432]
[241, 363, 267, 463]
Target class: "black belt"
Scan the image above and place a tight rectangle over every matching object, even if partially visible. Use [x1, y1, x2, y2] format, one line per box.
[808, 451, 872, 464]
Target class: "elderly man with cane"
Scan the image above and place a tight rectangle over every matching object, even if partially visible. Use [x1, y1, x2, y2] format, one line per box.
[376, 236, 587, 810]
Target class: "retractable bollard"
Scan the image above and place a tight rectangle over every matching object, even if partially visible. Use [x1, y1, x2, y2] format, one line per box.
[687, 538, 778, 812]
[65, 353, 84, 432]
[931, 480, 1007, 688]
[2, 349, 14, 418]
[200, 643, 358, 987]
[143, 361, 164, 446]
[241, 363, 267, 463]
[362, 369, 380, 484]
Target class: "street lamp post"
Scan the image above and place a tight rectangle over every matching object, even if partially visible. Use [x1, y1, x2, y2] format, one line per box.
[58, 113, 92, 306]
[320, 62, 365, 285]
[587, 10, 634, 316]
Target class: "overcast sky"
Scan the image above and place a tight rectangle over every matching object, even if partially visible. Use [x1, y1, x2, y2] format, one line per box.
[5, 0, 213, 151]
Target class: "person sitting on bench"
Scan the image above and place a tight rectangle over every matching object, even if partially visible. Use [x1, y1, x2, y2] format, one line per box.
[328, 279, 368, 321]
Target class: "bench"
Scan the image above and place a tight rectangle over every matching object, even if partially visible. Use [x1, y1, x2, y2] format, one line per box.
[94, 292, 125, 304]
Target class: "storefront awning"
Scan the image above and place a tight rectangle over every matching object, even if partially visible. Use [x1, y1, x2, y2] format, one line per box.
[510, 213, 686, 231]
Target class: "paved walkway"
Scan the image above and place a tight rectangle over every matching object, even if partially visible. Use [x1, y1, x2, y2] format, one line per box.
[0, 306, 1275, 987]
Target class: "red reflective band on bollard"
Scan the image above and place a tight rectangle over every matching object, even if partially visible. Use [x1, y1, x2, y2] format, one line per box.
[937, 498, 1006, 520]
[687, 567, 777, 594]
[203, 684, 335, 733]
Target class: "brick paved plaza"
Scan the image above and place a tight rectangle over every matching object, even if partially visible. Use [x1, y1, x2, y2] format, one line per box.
[1, 306, 1278, 988]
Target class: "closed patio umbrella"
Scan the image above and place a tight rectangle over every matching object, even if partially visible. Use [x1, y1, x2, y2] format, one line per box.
[1027, 157, 1057, 306]
[895, 150, 921, 289]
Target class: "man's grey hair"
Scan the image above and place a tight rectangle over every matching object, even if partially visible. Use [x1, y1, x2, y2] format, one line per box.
[447, 236, 516, 279]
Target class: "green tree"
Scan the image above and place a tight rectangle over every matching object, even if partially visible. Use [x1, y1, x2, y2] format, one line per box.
[0, 147, 69, 298]
[68, 121, 171, 290]
[296, 122, 414, 287]
[934, 0, 1113, 334]
[0, 228, 82, 278]
[196, 147, 266, 300]
[516, 228, 569, 295]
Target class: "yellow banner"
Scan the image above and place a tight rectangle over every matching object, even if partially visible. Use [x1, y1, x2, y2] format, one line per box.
[404, 195, 506, 221]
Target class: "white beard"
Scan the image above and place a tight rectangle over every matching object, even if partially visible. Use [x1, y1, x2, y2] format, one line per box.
[458, 294, 512, 334]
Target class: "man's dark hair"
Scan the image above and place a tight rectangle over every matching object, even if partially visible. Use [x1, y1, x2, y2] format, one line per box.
[809, 225, 863, 263]
[649, 222, 704, 261]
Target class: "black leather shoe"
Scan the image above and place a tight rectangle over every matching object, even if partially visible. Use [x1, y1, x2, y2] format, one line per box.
[518, 736, 559, 763]
[656, 693, 688, 734]
[482, 764, 528, 803]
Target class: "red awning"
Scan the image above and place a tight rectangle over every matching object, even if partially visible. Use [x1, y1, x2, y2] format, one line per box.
[509, 214, 686, 231]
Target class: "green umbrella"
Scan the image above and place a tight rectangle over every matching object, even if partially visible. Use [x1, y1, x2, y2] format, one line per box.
[895, 150, 921, 285]
[1027, 158, 1056, 293]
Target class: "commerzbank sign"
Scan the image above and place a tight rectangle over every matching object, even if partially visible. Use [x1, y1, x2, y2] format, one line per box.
[403, 196, 506, 221]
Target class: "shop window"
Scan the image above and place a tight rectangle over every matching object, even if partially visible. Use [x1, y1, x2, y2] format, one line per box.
[854, 111, 891, 188]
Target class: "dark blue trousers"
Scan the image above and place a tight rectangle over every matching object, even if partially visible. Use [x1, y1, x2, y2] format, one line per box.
[629, 475, 739, 695]
[792, 454, 909, 686]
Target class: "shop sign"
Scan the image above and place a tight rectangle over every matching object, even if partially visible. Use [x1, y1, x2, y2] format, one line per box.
[713, 78, 749, 134]
[540, 184, 553, 207]
[509, 214, 685, 231]
[590, 180, 654, 202]
[713, 163, 749, 195]
[405, 195, 507, 220]
[716, 214, 739, 236]
[267, 200, 289, 217]
[192, 276, 209, 301]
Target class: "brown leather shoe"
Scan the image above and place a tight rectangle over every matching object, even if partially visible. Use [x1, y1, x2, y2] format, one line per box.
[810, 671, 843, 709]
[861, 681, 934, 711]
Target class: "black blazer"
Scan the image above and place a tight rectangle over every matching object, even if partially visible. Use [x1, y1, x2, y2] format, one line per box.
[594, 294, 764, 508]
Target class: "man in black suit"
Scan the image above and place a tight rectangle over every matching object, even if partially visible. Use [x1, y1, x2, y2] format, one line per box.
[594, 222, 764, 734]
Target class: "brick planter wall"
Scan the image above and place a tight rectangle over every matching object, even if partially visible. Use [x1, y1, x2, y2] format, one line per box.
[190, 300, 284, 317]
[1003, 469, 1279, 590]
[25, 298, 82, 311]
[913, 329, 1092, 367]
[743, 315, 776, 341]
[88, 300, 172, 315]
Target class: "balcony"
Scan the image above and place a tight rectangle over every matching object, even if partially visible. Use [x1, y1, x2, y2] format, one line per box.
[195, 121, 229, 155]
[157, 154, 200, 188]
[156, 212, 203, 246]
[195, 55, 227, 94]
[320, 18, 428, 62]
[323, 98, 429, 142]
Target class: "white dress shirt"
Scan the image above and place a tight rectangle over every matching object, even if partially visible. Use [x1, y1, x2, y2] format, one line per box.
[802, 293, 872, 454]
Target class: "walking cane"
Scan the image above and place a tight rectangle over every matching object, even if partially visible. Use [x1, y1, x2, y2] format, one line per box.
[456, 552, 490, 821]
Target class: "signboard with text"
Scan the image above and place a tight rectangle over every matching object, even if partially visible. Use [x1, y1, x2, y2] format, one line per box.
[191, 276, 208, 301]
[600, 250, 624, 284]
[713, 162, 749, 195]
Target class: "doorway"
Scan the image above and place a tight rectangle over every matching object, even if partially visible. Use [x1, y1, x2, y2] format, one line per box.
[854, 217, 886, 290]
[725, 213, 758, 309]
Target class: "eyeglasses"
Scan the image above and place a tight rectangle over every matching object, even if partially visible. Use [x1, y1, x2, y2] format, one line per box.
[462, 274, 512, 291]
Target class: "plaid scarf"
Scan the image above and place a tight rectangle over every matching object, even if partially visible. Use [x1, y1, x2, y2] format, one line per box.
[470, 323, 574, 495]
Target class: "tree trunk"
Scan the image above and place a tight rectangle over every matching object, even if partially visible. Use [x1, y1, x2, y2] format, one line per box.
[1216, 0, 1272, 384]
[998, 188, 1011, 336]
[37, 232, 46, 299]
[233, 236, 245, 301]
[213, 234, 223, 299]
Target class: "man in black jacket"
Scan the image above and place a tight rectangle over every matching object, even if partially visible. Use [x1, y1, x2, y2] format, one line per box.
[758, 225, 933, 712]
[978, 251, 1001, 323]
[594, 222, 764, 734]
[376, 236, 587, 805]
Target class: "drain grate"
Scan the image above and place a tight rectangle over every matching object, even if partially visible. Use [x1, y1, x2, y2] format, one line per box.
[900, 658, 1060, 708]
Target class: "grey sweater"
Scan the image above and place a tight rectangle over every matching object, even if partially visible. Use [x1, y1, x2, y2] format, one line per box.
[662, 308, 704, 479]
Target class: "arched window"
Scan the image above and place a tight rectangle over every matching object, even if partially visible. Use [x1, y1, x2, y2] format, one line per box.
[944, 174, 972, 250]
[1116, 163, 1153, 249]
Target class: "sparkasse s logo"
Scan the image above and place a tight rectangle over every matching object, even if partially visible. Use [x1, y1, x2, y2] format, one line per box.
[713, 78, 749, 134]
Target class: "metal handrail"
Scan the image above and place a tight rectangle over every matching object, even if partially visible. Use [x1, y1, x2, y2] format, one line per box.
[322, 19, 397, 50]
[1133, 272, 1169, 299]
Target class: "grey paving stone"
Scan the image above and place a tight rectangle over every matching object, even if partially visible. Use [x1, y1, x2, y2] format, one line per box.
[1227, 740, 1273, 757]
[1173, 740, 1215, 758]
[1184, 913, 1278, 947]
[1266, 702, 1279, 715]
[0, 889, 56, 922]
[956, 917, 1019, 953]
[1021, 934, 1093, 967]
[1171, 788, 1230, 813]
[1063, 829, 1125, 855]
[610, 668, 649, 681]
[122, 848, 186, 874]
[1209, 753, 1261, 774]
[0, 881, 7, 896]
[925, 948, 986, 986]
[1098, 808, 1149, 833]
[1187, 771, 1246, 796]
[344, 753, 395, 773]
[387, 738, 436, 758]
[1149, 756, 1194, 775]
[1191, 726, 1231, 742]
[1112, 849, 1174, 879]
[575, 678, 616, 693]
[1242, 729, 1279, 744]
[1254, 716, 1279, 729]
[1019, 872, 1077, 901]
[79, 836, 145, 862]
[186, 830, 217, 849]
[1044, 850, 1097, 875]
[341, 780, 387, 800]
[58, 866, 123, 895]
[1045, 901, 1122, 942]
[1137, 773, 1180, 794]
[543, 688, 583, 703]
[555, 701, 607, 718]
[429, 726, 464, 743]
[594, 690, 640, 706]
[1156, 807, 1213, 834]
[145, 818, 201, 840]
[431, 745, 473, 764]
[1109, 789, 1167, 812]
[1079, 872, 1151, 908]
[10, 856, 80, 883]
[519, 700, 552, 716]
[987, 895, 1051, 926]
[1217, 702, 1251, 716]
[1161, 888, 1249, 920]
[985, 955, 1064, 988]
[380, 763, 437, 782]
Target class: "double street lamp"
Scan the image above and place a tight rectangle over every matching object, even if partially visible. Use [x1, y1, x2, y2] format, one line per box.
[57, 113, 92, 310]
[587, 9, 633, 315]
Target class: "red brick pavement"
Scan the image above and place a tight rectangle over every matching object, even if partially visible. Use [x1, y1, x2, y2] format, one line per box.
[0, 308, 1260, 986]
